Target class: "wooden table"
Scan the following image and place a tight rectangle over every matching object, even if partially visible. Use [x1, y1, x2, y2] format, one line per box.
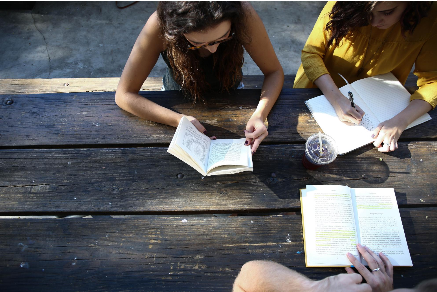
[1, 79, 436, 291]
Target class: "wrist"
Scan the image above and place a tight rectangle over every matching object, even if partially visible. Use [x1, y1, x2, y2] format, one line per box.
[250, 110, 266, 122]
[306, 278, 325, 292]
[325, 91, 347, 106]
[174, 113, 185, 127]
[391, 114, 409, 131]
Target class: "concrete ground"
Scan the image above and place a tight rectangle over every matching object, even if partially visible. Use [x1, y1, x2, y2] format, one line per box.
[0, 1, 325, 79]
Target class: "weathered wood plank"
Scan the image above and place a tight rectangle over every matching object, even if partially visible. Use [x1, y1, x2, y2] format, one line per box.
[0, 210, 435, 291]
[0, 75, 294, 95]
[0, 142, 435, 213]
[0, 73, 417, 94]
[1, 88, 435, 147]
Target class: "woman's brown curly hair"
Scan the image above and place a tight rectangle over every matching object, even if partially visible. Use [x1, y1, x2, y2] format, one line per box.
[325, 1, 432, 48]
[157, 1, 249, 103]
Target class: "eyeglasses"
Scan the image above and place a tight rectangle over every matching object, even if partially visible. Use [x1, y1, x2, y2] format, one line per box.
[187, 32, 234, 51]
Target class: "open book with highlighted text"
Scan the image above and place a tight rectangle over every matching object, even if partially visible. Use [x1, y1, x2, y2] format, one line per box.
[301, 185, 413, 267]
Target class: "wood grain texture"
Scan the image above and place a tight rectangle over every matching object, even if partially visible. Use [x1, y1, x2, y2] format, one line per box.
[0, 210, 435, 291]
[0, 142, 435, 213]
[0, 75, 294, 95]
[0, 73, 416, 94]
[1, 88, 435, 147]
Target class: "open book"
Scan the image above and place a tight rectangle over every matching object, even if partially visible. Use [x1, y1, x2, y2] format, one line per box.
[305, 73, 432, 154]
[300, 185, 412, 267]
[167, 116, 253, 176]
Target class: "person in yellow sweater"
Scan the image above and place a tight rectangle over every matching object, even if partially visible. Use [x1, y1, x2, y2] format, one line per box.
[294, 1, 436, 153]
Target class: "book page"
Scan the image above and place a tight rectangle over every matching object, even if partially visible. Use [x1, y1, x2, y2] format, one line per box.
[167, 116, 211, 174]
[301, 185, 359, 267]
[305, 87, 376, 154]
[351, 188, 413, 266]
[351, 73, 431, 129]
[206, 138, 252, 175]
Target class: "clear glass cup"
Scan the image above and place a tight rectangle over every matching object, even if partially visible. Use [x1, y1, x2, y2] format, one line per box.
[302, 133, 338, 170]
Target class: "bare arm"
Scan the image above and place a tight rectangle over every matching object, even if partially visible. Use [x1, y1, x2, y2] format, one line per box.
[241, 2, 284, 153]
[115, 12, 195, 130]
[233, 260, 371, 292]
[233, 261, 315, 292]
[314, 74, 365, 125]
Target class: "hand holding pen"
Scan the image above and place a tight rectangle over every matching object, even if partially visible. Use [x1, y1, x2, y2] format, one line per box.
[348, 91, 355, 108]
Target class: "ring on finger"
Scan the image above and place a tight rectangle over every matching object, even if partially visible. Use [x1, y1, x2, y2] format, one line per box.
[372, 267, 380, 272]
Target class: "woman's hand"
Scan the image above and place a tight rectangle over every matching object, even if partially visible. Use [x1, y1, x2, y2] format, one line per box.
[331, 93, 366, 125]
[185, 115, 207, 134]
[244, 115, 268, 154]
[372, 116, 408, 152]
[184, 115, 217, 140]
[346, 244, 394, 292]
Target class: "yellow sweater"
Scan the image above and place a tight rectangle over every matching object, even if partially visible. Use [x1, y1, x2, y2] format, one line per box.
[294, 1, 437, 109]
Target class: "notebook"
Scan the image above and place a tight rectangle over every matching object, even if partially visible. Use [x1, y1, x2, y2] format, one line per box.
[305, 73, 431, 154]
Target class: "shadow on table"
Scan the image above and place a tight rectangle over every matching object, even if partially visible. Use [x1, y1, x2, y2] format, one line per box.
[253, 143, 413, 201]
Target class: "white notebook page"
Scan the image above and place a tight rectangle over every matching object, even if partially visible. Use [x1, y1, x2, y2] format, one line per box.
[351, 73, 431, 129]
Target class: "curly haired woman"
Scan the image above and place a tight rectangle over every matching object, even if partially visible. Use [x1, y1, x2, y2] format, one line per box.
[115, 1, 284, 154]
[294, 1, 436, 152]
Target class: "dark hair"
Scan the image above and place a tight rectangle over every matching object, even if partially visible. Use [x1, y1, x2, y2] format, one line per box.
[325, 1, 432, 48]
[416, 278, 437, 292]
[157, 1, 248, 103]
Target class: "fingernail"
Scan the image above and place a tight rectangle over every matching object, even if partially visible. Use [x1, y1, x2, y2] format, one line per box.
[204, 130, 207, 133]
[252, 151, 255, 154]
[244, 141, 248, 145]
[357, 243, 362, 247]
[347, 253, 352, 256]
[371, 134, 375, 138]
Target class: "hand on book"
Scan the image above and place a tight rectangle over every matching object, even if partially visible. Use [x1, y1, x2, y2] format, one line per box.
[184, 115, 216, 140]
[332, 93, 366, 125]
[244, 115, 268, 154]
[345, 244, 394, 292]
[372, 116, 408, 152]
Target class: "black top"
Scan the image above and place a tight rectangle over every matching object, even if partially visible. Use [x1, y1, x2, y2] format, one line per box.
[160, 51, 242, 94]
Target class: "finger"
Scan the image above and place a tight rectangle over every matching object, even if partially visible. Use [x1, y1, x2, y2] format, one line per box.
[244, 127, 266, 139]
[355, 105, 366, 117]
[379, 252, 393, 278]
[244, 138, 253, 146]
[374, 133, 386, 148]
[364, 246, 385, 274]
[210, 136, 217, 140]
[372, 124, 383, 141]
[357, 244, 380, 272]
[347, 273, 364, 284]
[345, 267, 355, 274]
[377, 141, 390, 152]
[250, 131, 268, 154]
[191, 120, 206, 133]
[347, 252, 373, 280]
[389, 140, 397, 152]
[348, 108, 364, 122]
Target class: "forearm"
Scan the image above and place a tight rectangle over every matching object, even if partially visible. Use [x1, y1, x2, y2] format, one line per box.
[115, 91, 183, 128]
[252, 69, 284, 121]
[233, 260, 316, 292]
[313, 73, 343, 104]
[394, 99, 432, 126]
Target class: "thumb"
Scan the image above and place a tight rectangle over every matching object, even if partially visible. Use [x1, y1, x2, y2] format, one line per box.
[372, 123, 383, 139]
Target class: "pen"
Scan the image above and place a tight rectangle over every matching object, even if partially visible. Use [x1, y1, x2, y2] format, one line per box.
[348, 91, 355, 108]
